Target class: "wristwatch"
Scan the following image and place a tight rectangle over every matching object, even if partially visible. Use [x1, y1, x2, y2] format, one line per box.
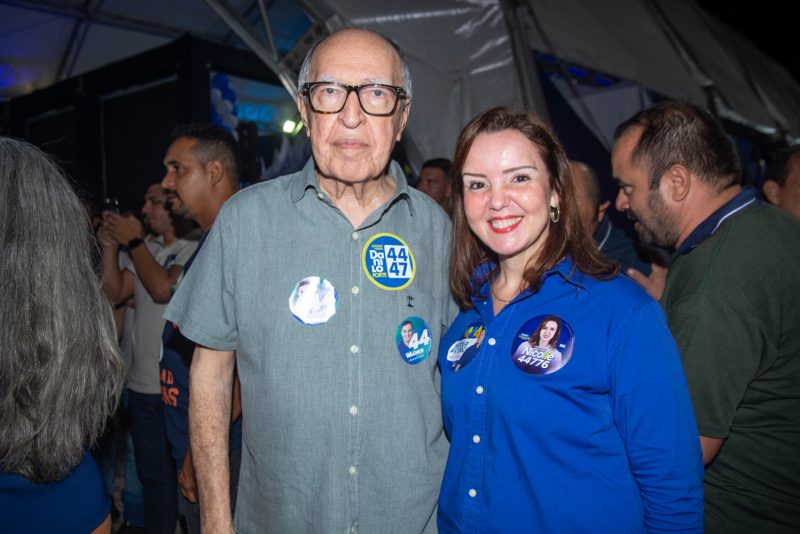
[126, 237, 144, 250]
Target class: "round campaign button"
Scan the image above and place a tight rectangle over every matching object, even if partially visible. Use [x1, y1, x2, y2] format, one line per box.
[362, 233, 415, 290]
[445, 321, 485, 372]
[510, 315, 574, 375]
[288, 276, 338, 326]
[395, 316, 432, 364]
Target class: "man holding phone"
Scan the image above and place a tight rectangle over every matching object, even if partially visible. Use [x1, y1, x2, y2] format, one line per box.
[98, 182, 198, 533]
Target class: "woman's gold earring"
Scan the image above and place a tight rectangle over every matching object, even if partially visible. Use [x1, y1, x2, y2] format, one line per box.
[549, 205, 560, 223]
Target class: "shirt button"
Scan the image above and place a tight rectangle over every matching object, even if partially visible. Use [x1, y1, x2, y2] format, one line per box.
[351, 286, 360, 295]
[350, 345, 359, 354]
[472, 435, 481, 444]
[351, 231, 359, 240]
[349, 405, 358, 416]
[475, 386, 484, 394]
[468, 489, 477, 498]
[349, 465, 357, 476]
[487, 337, 496, 346]
[317, 193, 324, 200]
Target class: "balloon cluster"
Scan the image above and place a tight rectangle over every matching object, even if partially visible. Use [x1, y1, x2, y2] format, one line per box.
[211, 73, 239, 140]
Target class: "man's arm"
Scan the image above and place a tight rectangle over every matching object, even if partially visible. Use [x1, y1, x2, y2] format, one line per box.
[701, 436, 725, 466]
[98, 226, 135, 305]
[179, 369, 242, 505]
[104, 212, 182, 303]
[190, 345, 235, 533]
[129, 246, 184, 303]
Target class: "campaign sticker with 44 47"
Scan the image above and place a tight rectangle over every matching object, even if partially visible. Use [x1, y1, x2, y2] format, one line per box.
[362, 233, 415, 290]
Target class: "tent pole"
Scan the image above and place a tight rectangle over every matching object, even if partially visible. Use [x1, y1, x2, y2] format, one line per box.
[202, 0, 298, 99]
[499, 0, 550, 122]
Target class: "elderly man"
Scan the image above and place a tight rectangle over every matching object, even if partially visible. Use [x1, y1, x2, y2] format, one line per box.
[763, 146, 800, 220]
[612, 101, 800, 533]
[164, 28, 453, 533]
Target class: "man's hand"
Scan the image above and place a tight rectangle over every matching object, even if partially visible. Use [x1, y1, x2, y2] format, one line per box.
[179, 447, 198, 504]
[701, 436, 725, 466]
[96, 224, 117, 249]
[103, 211, 144, 245]
[627, 263, 668, 301]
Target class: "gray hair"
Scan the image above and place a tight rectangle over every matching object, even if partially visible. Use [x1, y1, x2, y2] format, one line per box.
[297, 28, 413, 98]
[0, 137, 125, 483]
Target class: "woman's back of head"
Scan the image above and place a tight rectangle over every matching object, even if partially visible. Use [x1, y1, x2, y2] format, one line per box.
[0, 137, 125, 483]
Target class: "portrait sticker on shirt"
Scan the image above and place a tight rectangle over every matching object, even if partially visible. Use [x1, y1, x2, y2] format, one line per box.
[511, 315, 574, 375]
[362, 233, 415, 291]
[445, 320, 485, 372]
[395, 316, 431, 364]
[288, 276, 338, 326]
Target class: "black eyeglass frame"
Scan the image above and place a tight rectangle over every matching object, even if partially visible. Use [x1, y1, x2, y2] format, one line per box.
[301, 82, 408, 116]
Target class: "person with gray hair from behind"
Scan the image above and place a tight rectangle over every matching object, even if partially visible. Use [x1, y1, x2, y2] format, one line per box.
[164, 28, 454, 533]
[0, 137, 126, 533]
[612, 101, 800, 534]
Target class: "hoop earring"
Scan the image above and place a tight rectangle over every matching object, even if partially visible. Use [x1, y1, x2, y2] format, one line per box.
[549, 205, 560, 223]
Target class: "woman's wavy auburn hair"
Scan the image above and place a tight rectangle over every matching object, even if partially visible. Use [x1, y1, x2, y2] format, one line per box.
[450, 106, 617, 309]
[0, 137, 125, 483]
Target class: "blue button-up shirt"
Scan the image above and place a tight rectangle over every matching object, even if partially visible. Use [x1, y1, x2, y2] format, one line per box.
[438, 260, 703, 533]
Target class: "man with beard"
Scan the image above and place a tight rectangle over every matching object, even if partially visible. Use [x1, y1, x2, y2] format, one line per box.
[159, 123, 242, 534]
[612, 101, 800, 534]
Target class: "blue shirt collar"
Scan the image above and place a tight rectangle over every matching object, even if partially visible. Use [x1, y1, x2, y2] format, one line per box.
[470, 257, 589, 311]
[677, 186, 759, 255]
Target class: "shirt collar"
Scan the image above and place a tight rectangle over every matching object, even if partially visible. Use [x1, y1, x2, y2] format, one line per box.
[593, 216, 612, 250]
[469, 257, 589, 310]
[677, 186, 759, 255]
[290, 157, 415, 216]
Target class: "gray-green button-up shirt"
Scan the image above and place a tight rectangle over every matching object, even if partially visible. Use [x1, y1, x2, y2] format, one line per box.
[164, 158, 455, 534]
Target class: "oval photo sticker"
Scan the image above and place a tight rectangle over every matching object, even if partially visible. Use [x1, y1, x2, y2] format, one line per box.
[362, 233, 415, 290]
[288, 276, 338, 326]
[395, 316, 431, 364]
[445, 321, 485, 372]
[511, 315, 574, 375]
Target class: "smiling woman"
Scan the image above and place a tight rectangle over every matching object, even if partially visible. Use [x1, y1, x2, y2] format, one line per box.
[437, 106, 705, 533]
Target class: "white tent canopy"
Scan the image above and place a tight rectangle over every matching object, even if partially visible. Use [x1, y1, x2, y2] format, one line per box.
[2, 0, 798, 169]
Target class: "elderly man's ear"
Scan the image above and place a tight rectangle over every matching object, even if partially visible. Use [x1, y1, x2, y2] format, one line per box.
[297, 96, 312, 137]
[395, 101, 411, 142]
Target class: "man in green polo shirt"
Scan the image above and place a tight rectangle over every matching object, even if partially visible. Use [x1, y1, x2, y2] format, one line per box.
[612, 101, 800, 533]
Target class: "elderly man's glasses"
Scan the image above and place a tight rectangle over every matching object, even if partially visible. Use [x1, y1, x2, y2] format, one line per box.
[302, 82, 408, 116]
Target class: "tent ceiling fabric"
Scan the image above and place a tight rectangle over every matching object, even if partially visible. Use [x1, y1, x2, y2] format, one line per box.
[307, 0, 523, 169]
[518, 0, 800, 134]
[0, 0, 305, 96]
[3, 0, 799, 166]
